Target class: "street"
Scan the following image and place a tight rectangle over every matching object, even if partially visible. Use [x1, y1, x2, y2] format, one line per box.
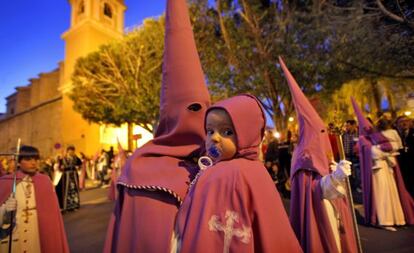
[64, 188, 414, 253]
[64, 188, 114, 253]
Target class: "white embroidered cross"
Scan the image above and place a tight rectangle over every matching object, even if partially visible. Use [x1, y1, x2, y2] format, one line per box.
[208, 210, 252, 253]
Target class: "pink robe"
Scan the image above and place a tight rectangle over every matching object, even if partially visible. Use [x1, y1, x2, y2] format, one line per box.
[0, 171, 69, 253]
[104, 156, 197, 252]
[177, 94, 302, 252]
[103, 0, 211, 251]
[177, 159, 302, 252]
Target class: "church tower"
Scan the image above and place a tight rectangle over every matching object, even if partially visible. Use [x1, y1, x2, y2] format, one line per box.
[60, 0, 126, 154]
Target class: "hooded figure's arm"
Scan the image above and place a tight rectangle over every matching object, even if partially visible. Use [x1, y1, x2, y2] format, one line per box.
[320, 160, 351, 200]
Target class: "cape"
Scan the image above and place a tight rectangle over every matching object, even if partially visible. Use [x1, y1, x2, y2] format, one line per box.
[176, 158, 303, 253]
[103, 156, 197, 253]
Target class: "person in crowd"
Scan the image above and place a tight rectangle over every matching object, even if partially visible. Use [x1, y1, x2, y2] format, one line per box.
[55, 145, 82, 211]
[278, 130, 295, 198]
[39, 158, 53, 180]
[342, 119, 361, 192]
[264, 130, 279, 183]
[0, 145, 69, 253]
[351, 99, 414, 231]
[107, 141, 127, 201]
[106, 146, 114, 168]
[103, 0, 211, 252]
[97, 149, 109, 186]
[78, 152, 88, 190]
[280, 57, 358, 253]
[175, 94, 302, 253]
[260, 130, 272, 161]
[395, 115, 414, 197]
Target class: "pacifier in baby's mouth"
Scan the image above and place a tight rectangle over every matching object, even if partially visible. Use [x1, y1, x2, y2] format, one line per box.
[208, 146, 221, 160]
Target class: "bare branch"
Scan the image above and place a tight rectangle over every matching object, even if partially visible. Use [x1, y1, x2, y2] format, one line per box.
[375, 0, 414, 28]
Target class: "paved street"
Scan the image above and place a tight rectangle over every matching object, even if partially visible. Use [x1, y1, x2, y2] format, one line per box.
[63, 187, 114, 253]
[64, 188, 414, 253]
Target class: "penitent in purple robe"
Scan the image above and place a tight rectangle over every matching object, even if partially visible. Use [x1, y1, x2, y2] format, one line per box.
[351, 98, 414, 226]
[280, 57, 357, 253]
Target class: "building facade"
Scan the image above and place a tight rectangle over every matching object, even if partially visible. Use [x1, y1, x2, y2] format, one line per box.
[0, 0, 152, 157]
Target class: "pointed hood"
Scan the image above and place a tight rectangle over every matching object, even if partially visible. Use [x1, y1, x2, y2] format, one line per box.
[118, 0, 210, 203]
[350, 97, 388, 145]
[350, 97, 374, 136]
[137, 0, 211, 157]
[279, 57, 332, 176]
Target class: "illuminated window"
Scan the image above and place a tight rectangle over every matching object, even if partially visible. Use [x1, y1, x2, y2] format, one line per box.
[103, 3, 112, 18]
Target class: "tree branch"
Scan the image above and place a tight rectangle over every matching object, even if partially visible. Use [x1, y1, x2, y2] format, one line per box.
[375, 0, 414, 29]
[338, 59, 414, 79]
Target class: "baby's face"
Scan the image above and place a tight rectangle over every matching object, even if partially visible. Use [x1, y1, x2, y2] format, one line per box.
[205, 109, 237, 162]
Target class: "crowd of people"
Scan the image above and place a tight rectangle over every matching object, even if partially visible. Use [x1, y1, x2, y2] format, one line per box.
[0, 145, 129, 210]
[261, 114, 414, 202]
[0, 0, 413, 252]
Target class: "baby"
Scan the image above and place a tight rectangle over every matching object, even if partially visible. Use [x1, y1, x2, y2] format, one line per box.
[174, 94, 302, 253]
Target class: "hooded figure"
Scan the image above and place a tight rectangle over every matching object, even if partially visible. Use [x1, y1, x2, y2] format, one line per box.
[107, 140, 127, 201]
[0, 146, 69, 253]
[351, 98, 414, 228]
[279, 57, 357, 253]
[103, 0, 211, 252]
[175, 94, 302, 253]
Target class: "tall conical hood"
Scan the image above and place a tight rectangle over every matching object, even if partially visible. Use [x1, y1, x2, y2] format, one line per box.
[138, 0, 211, 157]
[350, 97, 374, 136]
[279, 57, 331, 176]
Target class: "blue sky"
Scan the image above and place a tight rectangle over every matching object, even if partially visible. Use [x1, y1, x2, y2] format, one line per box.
[0, 1, 167, 112]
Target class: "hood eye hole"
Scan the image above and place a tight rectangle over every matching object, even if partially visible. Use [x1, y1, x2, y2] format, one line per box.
[321, 129, 325, 133]
[187, 103, 202, 112]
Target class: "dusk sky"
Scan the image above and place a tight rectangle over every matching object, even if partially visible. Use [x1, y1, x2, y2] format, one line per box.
[0, 1, 167, 113]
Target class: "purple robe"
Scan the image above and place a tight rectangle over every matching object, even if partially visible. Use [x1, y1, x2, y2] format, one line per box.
[290, 171, 357, 253]
[280, 57, 358, 253]
[350, 98, 414, 225]
[358, 134, 414, 225]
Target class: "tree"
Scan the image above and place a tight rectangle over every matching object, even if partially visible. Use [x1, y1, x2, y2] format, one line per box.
[190, 0, 346, 130]
[69, 17, 165, 150]
[373, 0, 414, 29]
[189, 0, 414, 129]
[320, 0, 414, 117]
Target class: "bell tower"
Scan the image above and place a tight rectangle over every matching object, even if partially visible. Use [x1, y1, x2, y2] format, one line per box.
[61, 0, 125, 91]
[59, 0, 126, 155]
